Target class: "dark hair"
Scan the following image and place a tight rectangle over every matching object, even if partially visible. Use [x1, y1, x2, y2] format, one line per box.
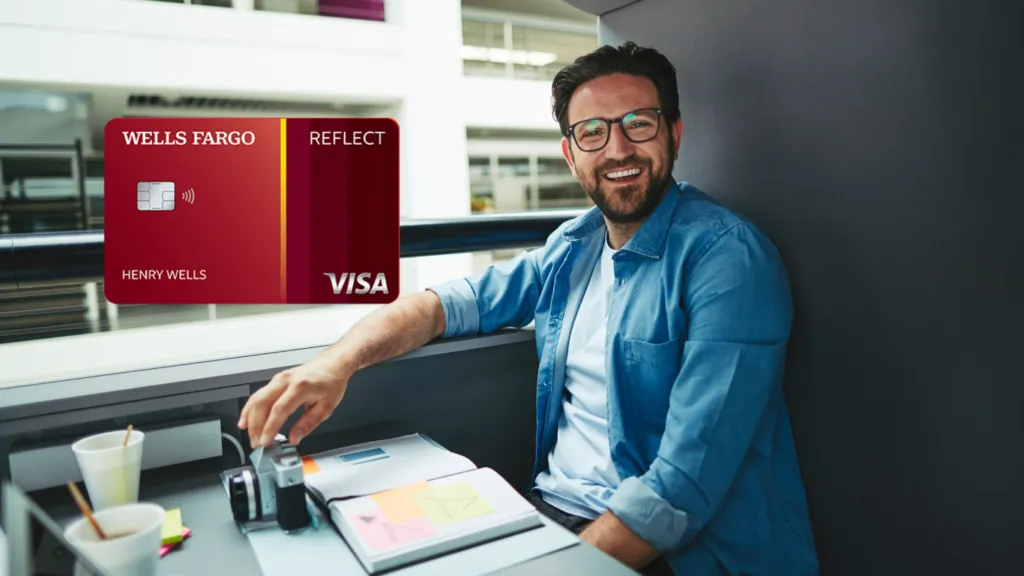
[551, 41, 681, 138]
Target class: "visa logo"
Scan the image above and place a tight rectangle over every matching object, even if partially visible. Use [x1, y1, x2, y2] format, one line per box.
[324, 272, 390, 295]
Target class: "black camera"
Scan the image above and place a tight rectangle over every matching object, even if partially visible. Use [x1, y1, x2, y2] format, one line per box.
[224, 434, 311, 533]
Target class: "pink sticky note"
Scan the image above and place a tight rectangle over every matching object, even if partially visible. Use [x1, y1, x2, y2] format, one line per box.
[350, 509, 436, 551]
[159, 528, 191, 557]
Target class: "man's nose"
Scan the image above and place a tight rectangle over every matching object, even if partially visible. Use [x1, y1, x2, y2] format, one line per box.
[604, 124, 635, 159]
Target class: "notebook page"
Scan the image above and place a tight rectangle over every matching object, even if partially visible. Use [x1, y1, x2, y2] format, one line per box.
[304, 434, 477, 502]
[332, 467, 541, 568]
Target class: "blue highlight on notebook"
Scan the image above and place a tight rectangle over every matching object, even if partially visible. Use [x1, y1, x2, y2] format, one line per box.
[341, 447, 389, 465]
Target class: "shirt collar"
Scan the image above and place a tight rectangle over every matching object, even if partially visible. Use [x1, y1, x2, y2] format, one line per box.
[562, 180, 681, 259]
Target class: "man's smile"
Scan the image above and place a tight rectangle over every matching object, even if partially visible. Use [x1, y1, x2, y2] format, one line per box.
[602, 165, 645, 185]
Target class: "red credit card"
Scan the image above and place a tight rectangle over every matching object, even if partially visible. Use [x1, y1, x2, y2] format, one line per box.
[103, 118, 399, 305]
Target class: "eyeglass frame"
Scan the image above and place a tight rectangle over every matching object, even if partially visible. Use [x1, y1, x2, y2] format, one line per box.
[566, 107, 664, 152]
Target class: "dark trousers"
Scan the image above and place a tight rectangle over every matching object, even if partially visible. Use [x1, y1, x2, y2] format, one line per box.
[523, 491, 676, 576]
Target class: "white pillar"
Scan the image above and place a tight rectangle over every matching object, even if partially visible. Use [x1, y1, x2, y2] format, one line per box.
[391, 0, 475, 293]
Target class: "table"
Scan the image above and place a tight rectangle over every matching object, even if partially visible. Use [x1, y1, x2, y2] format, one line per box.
[32, 455, 638, 576]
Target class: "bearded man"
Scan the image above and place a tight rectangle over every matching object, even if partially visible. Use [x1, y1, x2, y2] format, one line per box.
[240, 42, 820, 576]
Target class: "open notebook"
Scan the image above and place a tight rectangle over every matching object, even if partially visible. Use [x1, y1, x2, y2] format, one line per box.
[303, 434, 543, 574]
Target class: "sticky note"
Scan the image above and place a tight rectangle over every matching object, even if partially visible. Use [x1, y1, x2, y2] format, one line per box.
[302, 456, 322, 475]
[370, 481, 430, 523]
[350, 509, 436, 552]
[159, 527, 190, 557]
[413, 482, 494, 526]
[160, 509, 183, 545]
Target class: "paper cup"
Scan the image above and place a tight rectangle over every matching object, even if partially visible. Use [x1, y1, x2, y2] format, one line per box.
[72, 430, 145, 511]
[64, 502, 165, 576]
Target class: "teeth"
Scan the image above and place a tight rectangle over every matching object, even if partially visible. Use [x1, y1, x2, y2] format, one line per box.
[606, 168, 641, 179]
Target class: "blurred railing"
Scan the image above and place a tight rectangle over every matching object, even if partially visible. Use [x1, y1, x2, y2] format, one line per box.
[0, 210, 585, 291]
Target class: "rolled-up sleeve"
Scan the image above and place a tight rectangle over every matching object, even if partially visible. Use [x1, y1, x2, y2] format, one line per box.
[427, 228, 559, 338]
[606, 222, 794, 552]
[428, 277, 482, 338]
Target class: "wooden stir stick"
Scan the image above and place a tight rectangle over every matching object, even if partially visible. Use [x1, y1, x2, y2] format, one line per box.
[122, 424, 133, 447]
[66, 481, 107, 540]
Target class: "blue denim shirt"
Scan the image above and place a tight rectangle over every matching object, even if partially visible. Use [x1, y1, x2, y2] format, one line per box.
[429, 182, 819, 575]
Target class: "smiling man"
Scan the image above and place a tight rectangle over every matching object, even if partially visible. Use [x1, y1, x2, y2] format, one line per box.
[239, 42, 820, 575]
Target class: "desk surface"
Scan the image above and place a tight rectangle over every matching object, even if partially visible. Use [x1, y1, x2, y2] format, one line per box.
[33, 456, 637, 576]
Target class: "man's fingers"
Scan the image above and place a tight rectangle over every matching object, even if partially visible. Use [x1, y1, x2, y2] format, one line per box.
[288, 402, 332, 446]
[244, 374, 288, 447]
[258, 385, 305, 448]
[238, 399, 251, 429]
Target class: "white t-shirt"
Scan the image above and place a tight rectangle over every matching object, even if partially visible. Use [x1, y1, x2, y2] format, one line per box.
[533, 236, 621, 519]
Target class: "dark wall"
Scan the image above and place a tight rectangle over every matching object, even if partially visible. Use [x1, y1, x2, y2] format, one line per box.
[581, 0, 1023, 574]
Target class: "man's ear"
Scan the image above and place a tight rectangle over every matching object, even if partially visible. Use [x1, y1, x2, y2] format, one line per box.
[670, 118, 684, 157]
[561, 137, 576, 176]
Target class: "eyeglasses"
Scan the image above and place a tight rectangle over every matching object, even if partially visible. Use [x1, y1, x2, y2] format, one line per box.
[567, 108, 663, 152]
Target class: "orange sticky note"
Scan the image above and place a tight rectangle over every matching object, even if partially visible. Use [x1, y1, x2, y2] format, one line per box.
[370, 481, 431, 523]
[302, 456, 322, 475]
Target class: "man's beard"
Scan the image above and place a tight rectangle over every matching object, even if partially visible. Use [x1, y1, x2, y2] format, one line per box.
[580, 154, 674, 224]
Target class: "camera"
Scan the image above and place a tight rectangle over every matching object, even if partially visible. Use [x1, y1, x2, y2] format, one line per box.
[225, 434, 311, 533]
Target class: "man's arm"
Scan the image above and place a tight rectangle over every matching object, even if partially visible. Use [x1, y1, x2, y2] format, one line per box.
[241, 228, 561, 447]
[595, 222, 795, 561]
[241, 291, 447, 446]
[579, 510, 660, 569]
[320, 290, 447, 376]
[428, 241, 551, 339]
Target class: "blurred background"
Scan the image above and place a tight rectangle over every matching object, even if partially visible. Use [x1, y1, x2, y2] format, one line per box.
[0, 0, 599, 345]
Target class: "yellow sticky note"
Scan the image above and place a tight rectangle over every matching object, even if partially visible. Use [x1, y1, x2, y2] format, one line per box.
[160, 508, 183, 545]
[370, 481, 430, 523]
[412, 482, 494, 526]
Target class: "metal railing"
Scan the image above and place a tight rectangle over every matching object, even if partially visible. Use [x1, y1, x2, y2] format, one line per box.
[0, 209, 586, 291]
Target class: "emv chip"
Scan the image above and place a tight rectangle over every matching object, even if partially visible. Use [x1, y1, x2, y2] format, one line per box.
[138, 182, 175, 211]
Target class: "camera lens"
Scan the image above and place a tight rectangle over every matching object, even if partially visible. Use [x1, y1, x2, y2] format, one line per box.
[227, 467, 259, 523]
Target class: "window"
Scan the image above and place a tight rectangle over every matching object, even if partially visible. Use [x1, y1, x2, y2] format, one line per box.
[538, 182, 590, 209]
[461, 17, 598, 81]
[537, 157, 570, 177]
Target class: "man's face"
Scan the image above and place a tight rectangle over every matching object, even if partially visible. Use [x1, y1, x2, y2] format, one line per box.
[561, 73, 683, 224]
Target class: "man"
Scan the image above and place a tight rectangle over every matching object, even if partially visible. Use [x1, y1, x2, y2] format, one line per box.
[239, 42, 819, 575]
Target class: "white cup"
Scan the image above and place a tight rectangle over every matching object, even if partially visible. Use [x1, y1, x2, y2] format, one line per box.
[64, 502, 165, 576]
[72, 430, 145, 511]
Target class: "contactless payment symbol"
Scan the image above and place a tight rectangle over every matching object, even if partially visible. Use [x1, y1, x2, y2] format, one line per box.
[137, 181, 175, 211]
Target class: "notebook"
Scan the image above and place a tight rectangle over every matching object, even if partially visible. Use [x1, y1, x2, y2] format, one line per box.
[303, 434, 543, 574]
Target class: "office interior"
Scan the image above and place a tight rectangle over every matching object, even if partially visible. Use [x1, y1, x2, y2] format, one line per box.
[0, 0, 1021, 574]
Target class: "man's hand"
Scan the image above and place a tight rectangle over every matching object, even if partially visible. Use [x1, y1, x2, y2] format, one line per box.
[579, 511, 660, 570]
[238, 354, 351, 448]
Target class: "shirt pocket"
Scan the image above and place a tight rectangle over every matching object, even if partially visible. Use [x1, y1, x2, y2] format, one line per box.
[621, 336, 684, 428]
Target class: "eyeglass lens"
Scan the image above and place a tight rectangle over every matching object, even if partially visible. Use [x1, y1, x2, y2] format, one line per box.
[574, 109, 660, 151]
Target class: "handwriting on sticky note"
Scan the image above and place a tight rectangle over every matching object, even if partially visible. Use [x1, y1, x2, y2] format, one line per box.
[413, 482, 494, 526]
[351, 509, 436, 551]
[370, 481, 430, 523]
[302, 456, 322, 475]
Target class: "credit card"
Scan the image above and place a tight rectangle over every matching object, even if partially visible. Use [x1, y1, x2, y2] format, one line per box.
[103, 117, 399, 304]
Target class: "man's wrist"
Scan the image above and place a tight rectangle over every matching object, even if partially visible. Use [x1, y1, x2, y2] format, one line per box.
[319, 344, 358, 381]
[580, 512, 659, 569]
